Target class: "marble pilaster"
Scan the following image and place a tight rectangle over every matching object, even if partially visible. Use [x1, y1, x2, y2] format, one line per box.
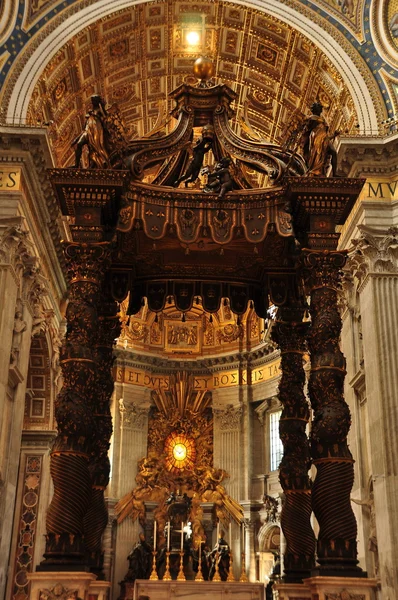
[346, 225, 398, 599]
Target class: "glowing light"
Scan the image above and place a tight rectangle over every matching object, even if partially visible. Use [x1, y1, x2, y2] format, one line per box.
[173, 443, 187, 460]
[186, 31, 200, 46]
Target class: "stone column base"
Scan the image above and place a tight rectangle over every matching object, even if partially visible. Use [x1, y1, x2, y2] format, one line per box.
[304, 576, 378, 600]
[88, 579, 112, 600]
[274, 577, 378, 600]
[273, 582, 312, 599]
[27, 571, 97, 599]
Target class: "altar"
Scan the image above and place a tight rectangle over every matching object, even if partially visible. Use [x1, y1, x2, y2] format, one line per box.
[133, 580, 265, 600]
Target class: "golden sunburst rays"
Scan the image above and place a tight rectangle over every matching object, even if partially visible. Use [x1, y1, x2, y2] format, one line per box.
[152, 371, 211, 418]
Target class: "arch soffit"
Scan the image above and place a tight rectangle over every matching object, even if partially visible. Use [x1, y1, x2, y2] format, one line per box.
[3, 0, 380, 130]
[258, 522, 280, 552]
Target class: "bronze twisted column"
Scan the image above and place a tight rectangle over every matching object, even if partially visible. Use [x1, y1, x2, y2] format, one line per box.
[84, 287, 120, 577]
[271, 306, 315, 581]
[40, 242, 111, 568]
[301, 249, 363, 576]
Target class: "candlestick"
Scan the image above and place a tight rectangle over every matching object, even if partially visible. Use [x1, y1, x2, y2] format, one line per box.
[149, 550, 158, 580]
[227, 549, 235, 582]
[181, 521, 184, 551]
[177, 551, 186, 580]
[239, 551, 248, 582]
[163, 551, 172, 581]
[167, 521, 170, 551]
[153, 519, 157, 551]
[195, 543, 204, 582]
[212, 551, 221, 582]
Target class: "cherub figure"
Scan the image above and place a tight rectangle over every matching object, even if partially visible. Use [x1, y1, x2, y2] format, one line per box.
[203, 157, 233, 198]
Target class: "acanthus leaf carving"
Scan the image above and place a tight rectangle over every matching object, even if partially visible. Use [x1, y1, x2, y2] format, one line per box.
[348, 225, 398, 284]
[213, 403, 242, 430]
[119, 399, 149, 429]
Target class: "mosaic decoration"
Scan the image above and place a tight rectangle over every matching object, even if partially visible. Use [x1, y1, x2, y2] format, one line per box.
[11, 455, 43, 600]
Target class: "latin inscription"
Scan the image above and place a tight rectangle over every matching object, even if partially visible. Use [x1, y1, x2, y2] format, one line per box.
[116, 359, 281, 390]
[0, 168, 21, 190]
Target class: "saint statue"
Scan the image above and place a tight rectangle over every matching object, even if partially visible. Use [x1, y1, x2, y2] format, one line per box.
[208, 530, 230, 581]
[11, 311, 27, 365]
[124, 533, 153, 582]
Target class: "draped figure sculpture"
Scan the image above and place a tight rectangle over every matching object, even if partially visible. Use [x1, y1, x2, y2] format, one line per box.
[301, 102, 339, 176]
[72, 94, 110, 169]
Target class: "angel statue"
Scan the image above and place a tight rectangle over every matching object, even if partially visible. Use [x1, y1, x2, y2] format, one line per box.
[301, 101, 339, 177]
[173, 127, 213, 188]
[72, 94, 110, 169]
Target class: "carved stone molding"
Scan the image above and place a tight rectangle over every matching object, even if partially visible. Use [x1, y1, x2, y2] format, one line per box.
[213, 404, 242, 430]
[325, 591, 365, 600]
[39, 583, 79, 600]
[347, 226, 398, 288]
[119, 398, 149, 429]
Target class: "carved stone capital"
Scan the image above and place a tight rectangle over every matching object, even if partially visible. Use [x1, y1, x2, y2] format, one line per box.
[347, 225, 398, 285]
[213, 403, 242, 430]
[119, 399, 149, 429]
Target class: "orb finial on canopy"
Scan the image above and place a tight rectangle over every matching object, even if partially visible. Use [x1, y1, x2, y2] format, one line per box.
[193, 57, 214, 82]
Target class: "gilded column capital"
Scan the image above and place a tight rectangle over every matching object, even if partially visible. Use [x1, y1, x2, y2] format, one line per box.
[63, 241, 112, 285]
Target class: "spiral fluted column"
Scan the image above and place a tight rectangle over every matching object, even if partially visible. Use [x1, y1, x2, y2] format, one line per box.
[271, 306, 315, 581]
[40, 242, 111, 569]
[301, 249, 363, 576]
[84, 288, 120, 577]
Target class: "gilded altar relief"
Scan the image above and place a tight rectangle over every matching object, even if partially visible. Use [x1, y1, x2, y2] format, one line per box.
[165, 320, 200, 354]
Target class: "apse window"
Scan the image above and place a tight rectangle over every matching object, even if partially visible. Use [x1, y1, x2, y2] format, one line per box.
[269, 410, 283, 471]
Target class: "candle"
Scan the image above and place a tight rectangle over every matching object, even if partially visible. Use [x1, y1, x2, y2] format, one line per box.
[167, 521, 170, 551]
[154, 519, 157, 551]
[217, 521, 220, 541]
[229, 522, 232, 546]
[199, 541, 202, 564]
[241, 522, 245, 552]
[181, 522, 184, 551]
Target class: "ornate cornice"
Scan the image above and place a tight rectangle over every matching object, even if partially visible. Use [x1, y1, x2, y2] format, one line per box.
[113, 344, 278, 374]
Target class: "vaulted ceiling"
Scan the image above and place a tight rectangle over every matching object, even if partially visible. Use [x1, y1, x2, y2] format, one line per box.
[26, 0, 361, 167]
